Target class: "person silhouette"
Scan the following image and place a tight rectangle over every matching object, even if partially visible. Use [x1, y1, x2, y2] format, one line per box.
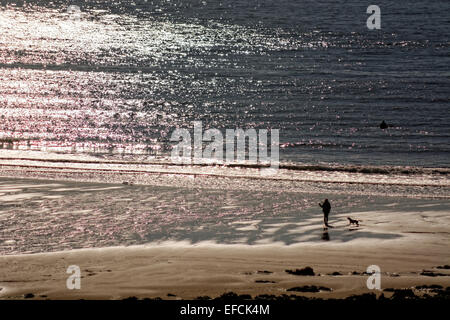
[380, 120, 388, 129]
[319, 199, 331, 227]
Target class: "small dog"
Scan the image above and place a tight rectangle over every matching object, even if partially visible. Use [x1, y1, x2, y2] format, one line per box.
[347, 217, 360, 227]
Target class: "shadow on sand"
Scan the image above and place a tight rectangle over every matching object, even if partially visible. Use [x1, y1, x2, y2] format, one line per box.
[144, 212, 402, 245]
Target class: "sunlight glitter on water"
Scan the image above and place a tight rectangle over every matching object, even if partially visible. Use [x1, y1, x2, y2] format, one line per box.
[1, 1, 449, 166]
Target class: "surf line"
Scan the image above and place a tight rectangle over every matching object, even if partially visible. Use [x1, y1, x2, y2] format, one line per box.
[0, 163, 449, 189]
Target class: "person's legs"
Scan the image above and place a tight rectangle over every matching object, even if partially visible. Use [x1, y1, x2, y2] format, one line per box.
[324, 213, 328, 226]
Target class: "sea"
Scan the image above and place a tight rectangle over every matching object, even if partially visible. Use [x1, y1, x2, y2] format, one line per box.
[0, 0, 449, 254]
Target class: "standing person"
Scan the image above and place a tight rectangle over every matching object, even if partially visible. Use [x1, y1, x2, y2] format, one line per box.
[319, 199, 331, 227]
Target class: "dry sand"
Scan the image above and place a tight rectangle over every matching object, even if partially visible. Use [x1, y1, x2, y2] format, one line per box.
[1, 240, 449, 300]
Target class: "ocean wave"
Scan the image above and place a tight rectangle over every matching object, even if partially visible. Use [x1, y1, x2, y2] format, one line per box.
[1, 155, 449, 177]
[1, 150, 449, 200]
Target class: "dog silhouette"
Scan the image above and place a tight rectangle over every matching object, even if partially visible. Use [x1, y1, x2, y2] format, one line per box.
[347, 217, 360, 227]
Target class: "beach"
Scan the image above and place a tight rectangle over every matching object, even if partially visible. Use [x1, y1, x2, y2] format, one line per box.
[1, 0, 449, 303]
[0, 168, 449, 300]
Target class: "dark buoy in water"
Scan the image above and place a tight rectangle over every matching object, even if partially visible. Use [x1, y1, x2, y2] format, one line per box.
[380, 120, 388, 129]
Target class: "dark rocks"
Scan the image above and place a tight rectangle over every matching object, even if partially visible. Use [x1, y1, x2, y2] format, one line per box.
[167, 293, 176, 297]
[254, 294, 277, 300]
[215, 292, 252, 300]
[420, 270, 447, 277]
[276, 294, 310, 301]
[436, 265, 450, 270]
[391, 289, 416, 300]
[255, 280, 276, 283]
[24, 293, 34, 299]
[195, 296, 211, 300]
[216, 292, 238, 299]
[415, 284, 443, 290]
[345, 293, 377, 302]
[328, 272, 342, 276]
[378, 293, 387, 301]
[210, 288, 449, 302]
[434, 287, 450, 299]
[385, 287, 450, 301]
[285, 267, 315, 276]
[287, 285, 331, 293]
[350, 271, 370, 276]
[218, 293, 312, 301]
[257, 270, 273, 274]
[385, 288, 417, 300]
